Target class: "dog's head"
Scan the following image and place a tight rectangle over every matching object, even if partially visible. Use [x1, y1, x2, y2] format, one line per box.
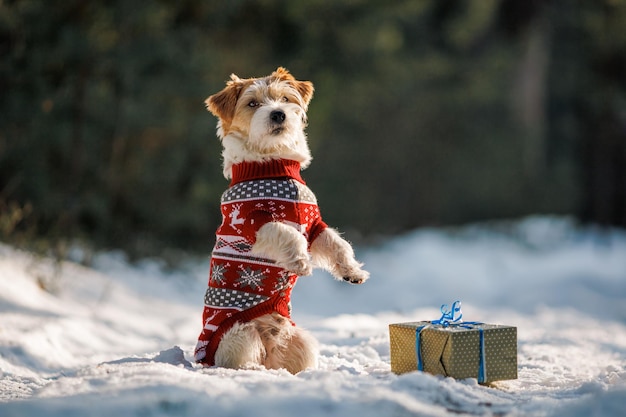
[206, 67, 315, 178]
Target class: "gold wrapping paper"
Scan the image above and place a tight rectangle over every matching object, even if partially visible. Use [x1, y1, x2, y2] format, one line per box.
[389, 321, 517, 383]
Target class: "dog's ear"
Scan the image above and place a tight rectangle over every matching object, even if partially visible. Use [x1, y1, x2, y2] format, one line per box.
[205, 74, 245, 126]
[294, 80, 314, 108]
[271, 67, 293, 81]
[271, 67, 315, 108]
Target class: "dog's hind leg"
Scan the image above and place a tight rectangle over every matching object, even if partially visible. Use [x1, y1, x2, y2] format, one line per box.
[214, 321, 266, 369]
[254, 313, 318, 374]
[280, 326, 318, 373]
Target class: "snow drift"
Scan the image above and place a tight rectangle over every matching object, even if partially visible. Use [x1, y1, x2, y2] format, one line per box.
[1, 217, 625, 416]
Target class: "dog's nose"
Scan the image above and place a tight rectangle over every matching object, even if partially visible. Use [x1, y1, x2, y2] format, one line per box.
[270, 110, 286, 124]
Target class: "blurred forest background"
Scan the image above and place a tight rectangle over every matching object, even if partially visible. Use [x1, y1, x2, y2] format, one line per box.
[1, 0, 625, 258]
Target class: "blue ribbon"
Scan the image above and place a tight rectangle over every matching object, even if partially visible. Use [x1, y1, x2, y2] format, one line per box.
[415, 325, 427, 371]
[415, 300, 487, 383]
[478, 328, 486, 383]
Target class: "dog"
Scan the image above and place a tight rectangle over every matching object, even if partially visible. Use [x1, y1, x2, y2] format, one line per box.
[194, 67, 369, 374]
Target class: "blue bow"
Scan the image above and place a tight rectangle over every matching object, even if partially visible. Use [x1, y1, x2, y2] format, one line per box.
[431, 300, 464, 326]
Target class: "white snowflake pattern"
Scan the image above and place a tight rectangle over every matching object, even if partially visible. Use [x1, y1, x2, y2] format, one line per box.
[236, 265, 267, 291]
[210, 263, 228, 285]
[272, 271, 293, 294]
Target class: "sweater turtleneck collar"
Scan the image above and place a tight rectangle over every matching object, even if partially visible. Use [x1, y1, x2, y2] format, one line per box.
[230, 159, 305, 186]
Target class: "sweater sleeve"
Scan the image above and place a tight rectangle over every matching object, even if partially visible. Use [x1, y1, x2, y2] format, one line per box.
[308, 217, 328, 246]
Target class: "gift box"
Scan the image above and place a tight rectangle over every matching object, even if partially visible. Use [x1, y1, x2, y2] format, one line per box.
[389, 302, 517, 383]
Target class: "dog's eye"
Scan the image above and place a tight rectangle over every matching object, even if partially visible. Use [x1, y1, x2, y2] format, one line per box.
[281, 96, 289, 103]
[248, 100, 259, 108]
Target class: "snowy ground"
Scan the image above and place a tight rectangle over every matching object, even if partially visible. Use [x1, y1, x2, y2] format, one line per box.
[1, 217, 625, 416]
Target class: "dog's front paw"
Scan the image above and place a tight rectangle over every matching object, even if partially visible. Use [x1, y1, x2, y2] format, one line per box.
[283, 258, 313, 277]
[342, 269, 369, 285]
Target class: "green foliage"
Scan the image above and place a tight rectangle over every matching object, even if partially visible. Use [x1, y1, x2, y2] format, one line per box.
[1, 0, 625, 255]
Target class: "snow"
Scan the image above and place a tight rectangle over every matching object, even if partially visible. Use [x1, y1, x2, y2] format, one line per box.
[1, 216, 625, 416]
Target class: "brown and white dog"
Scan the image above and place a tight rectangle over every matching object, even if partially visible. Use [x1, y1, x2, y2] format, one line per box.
[194, 67, 369, 374]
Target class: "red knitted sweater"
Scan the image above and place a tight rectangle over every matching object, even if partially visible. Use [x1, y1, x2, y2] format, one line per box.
[194, 159, 327, 365]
